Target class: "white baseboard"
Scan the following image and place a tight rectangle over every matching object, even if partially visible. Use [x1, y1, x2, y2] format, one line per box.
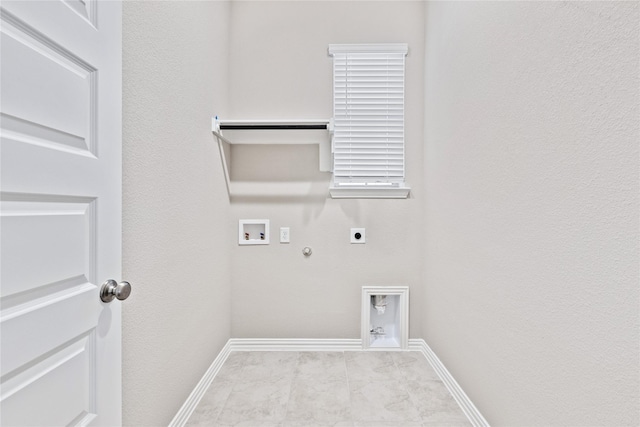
[229, 338, 363, 351]
[410, 339, 490, 427]
[168, 340, 232, 427]
[169, 338, 489, 427]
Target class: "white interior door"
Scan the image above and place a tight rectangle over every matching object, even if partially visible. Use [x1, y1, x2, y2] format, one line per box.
[0, 1, 123, 425]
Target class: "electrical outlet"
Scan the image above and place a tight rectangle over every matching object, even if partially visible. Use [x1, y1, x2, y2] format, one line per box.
[350, 228, 366, 244]
[280, 227, 290, 243]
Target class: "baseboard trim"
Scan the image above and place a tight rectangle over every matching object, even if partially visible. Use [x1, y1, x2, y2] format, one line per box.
[229, 338, 363, 351]
[168, 340, 232, 427]
[169, 338, 489, 427]
[410, 339, 490, 427]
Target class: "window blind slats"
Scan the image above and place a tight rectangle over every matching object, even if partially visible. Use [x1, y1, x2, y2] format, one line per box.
[331, 47, 406, 185]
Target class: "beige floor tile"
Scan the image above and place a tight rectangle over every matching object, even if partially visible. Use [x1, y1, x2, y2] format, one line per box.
[215, 352, 250, 382]
[390, 351, 440, 382]
[349, 379, 421, 423]
[238, 351, 299, 382]
[285, 379, 352, 423]
[404, 379, 469, 425]
[215, 422, 283, 427]
[345, 352, 403, 382]
[421, 412, 472, 427]
[294, 352, 347, 382]
[352, 422, 422, 427]
[187, 351, 473, 427]
[185, 378, 234, 426]
[216, 377, 291, 425]
[283, 421, 353, 427]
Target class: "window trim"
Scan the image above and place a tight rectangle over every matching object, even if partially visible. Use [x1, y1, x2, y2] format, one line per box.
[329, 185, 411, 199]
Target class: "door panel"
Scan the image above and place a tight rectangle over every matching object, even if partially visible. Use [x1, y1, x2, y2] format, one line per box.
[0, 1, 122, 425]
[1, 197, 94, 296]
[2, 331, 97, 426]
[0, 22, 95, 152]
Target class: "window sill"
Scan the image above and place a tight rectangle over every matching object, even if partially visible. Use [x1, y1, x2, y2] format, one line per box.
[329, 186, 411, 199]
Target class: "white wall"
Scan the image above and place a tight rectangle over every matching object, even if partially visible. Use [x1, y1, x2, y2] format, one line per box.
[122, 2, 231, 425]
[226, 1, 425, 340]
[422, 2, 639, 425]
[120, 1, 639, 424]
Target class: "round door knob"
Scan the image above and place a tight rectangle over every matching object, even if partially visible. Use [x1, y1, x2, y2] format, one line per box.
[100, 279, 132, 303]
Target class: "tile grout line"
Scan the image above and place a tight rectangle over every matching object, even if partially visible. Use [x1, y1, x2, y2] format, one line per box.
[211, 351, 245, 426]
[392, 352, 424, 425]
[342, 350, 355, 425]
[391, 353, 416, 423]
[281, 351, 300, 425]
[395, 353, 430, 425]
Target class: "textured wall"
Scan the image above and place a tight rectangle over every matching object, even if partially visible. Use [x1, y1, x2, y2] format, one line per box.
[422, 2, 639, 425]
[122, 2, 231, 425]
[226, 1, 425, 339]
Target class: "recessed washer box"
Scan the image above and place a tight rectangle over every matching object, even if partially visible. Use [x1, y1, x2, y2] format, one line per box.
[239, 219, 269, 245]
[362, 286, 409, 350]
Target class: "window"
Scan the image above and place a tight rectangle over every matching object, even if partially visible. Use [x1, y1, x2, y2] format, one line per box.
[329, 44, 410, 199]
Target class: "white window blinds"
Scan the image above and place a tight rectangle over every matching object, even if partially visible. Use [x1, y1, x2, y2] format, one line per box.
[329, 44, 408, 186]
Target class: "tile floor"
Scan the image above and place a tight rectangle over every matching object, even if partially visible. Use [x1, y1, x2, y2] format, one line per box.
[186, 351, 471, 427]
